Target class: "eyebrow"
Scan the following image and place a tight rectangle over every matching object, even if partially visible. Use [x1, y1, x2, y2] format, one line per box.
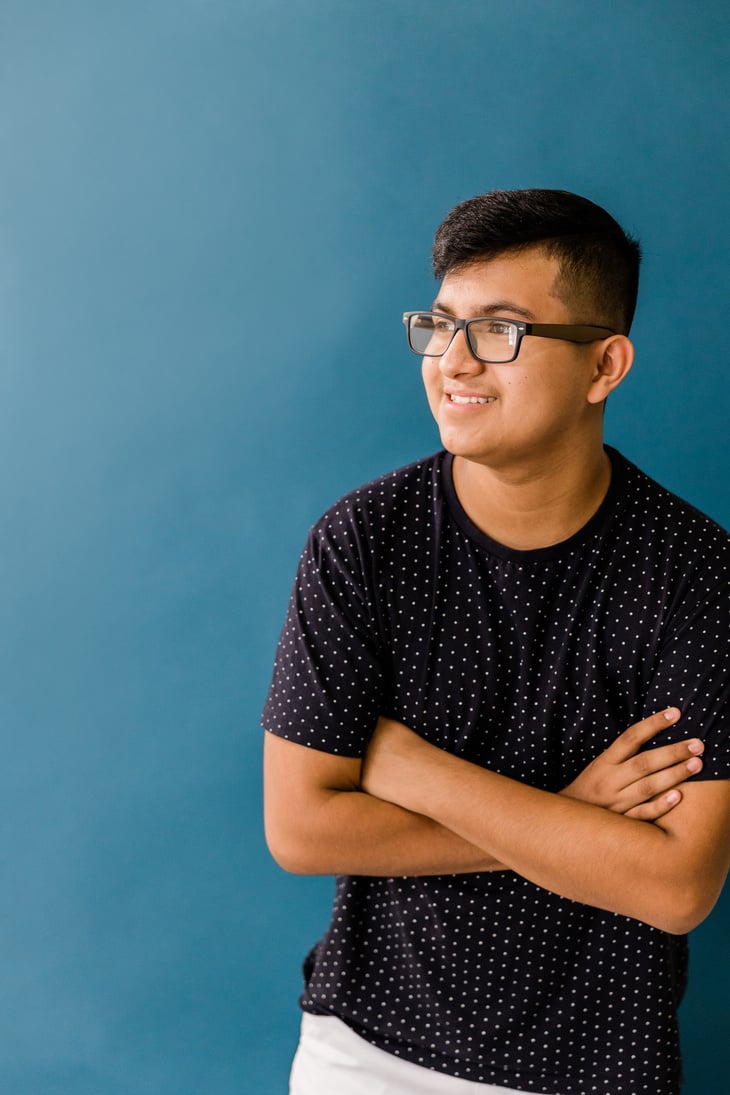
[431, 298, 537, 321]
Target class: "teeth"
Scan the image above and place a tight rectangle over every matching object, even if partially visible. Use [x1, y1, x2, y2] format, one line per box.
[449, 394, 494, 405]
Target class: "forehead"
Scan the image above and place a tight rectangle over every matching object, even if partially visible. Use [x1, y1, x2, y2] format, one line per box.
[434, 249, 568, 321]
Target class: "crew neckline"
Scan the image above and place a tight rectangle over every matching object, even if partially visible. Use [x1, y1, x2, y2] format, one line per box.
[441, 446, 627, 562]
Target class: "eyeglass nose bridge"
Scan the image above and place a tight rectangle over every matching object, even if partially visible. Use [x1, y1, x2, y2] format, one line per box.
[438, 316, 485, 364]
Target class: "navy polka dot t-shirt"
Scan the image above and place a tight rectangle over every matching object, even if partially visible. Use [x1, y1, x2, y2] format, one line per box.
[263, 447, 730, 1094]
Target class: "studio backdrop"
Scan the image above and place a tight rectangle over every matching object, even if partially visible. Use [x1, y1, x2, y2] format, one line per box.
[1, 1, 727, 1092]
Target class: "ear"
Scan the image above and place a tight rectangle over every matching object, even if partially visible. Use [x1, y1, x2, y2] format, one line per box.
[586, 335, 634, 405]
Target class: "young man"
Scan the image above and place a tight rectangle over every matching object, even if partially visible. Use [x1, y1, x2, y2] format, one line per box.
[262, 190, 730, 1094]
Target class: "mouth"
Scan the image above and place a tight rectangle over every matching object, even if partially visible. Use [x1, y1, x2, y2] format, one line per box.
[447, 393, 496, 405]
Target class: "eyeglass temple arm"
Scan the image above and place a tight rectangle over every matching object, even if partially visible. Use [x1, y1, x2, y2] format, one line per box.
[528, 323, 616, 342]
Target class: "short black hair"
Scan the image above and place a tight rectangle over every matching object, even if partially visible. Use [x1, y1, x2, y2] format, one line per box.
[432, 189, 641, 334]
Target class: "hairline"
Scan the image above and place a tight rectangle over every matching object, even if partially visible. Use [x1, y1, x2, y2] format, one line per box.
[437, 242, 609, 329]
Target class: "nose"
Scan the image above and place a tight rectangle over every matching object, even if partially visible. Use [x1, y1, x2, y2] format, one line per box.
[438, 328, 483, 377]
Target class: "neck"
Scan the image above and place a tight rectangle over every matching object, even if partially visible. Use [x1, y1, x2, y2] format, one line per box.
[452, 445, 612, 551]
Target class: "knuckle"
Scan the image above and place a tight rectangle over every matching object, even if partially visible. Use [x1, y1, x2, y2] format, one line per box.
[638, 775, 656, 799]
[634, 750, 654, 776]
[593, 777, 610, 800]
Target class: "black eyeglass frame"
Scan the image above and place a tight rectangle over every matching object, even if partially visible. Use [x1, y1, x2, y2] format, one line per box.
[402, 311, 616, 364]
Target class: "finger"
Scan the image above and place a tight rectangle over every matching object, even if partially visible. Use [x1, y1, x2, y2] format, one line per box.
[625, 788, 682, 822]
[606, 707, 681, 763]
[620, 737, 704, 785]
[622, 755, 703, 811]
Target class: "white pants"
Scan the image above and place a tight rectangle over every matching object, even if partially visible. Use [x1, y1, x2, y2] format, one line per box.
[289, 1013, 543, 1095]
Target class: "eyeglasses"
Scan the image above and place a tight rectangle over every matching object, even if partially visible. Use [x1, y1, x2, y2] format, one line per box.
[402, 311, 615, 364]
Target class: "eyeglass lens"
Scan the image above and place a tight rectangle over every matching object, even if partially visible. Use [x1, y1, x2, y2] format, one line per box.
[409, 314, 519, 363]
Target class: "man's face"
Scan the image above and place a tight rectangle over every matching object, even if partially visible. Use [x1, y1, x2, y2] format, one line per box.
[422, 250, 602, 474]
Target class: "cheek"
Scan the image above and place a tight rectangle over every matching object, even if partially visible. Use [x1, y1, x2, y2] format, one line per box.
[421, 360, 441, 405]
[505, 369, 568, 403]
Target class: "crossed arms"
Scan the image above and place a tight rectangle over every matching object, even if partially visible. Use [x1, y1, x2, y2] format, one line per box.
[264, 708, 730, 935]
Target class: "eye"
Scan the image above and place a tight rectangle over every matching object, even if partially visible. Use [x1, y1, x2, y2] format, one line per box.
[486, 321, 513, 336]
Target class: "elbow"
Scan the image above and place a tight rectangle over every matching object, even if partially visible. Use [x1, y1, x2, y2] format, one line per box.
[266, 841, 317, 876]
[655, 910, 707, 937]
[647, 882, 722, 936]
[264, 828, 295, 873]
[264, 819, 303, 874]
[665, 899, 719, 936]
[264, 813, 326, 875]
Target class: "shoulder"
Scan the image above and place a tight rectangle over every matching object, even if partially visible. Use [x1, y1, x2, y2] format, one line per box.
[285, 453, 448, 642]
[610, 448, 729, 557]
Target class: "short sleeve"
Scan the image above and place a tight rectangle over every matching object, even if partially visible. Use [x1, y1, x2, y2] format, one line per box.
[261, 514, 386, 757]
[642, 550, 730, 779]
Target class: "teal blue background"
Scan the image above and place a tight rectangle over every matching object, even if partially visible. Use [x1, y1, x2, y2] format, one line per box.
[1, 1, 727, 1091]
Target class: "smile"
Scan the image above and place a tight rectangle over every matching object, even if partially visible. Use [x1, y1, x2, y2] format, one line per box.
[448, 394, 496, 405]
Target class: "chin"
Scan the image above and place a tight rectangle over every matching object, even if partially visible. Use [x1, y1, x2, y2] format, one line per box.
[438, 430, 497, 464]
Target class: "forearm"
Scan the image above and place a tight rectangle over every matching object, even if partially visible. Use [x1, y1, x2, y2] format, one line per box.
[266, 784, 504, 876]
[364, 730, 718, 933]
[264, 730, 507, 876]
[413, 751, 674, 923]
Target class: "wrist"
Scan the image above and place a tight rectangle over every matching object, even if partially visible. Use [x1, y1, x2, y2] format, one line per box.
[401, 735, 455, 815]
[363, 720, 437, 810]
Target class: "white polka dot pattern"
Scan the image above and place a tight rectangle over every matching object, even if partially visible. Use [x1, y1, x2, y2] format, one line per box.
[262, 448, 730, 1094]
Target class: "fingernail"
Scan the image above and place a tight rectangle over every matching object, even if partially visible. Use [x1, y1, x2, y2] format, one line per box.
[688, 740, 704, 755]
[687, 757, 703, 773]
[666, 790, 681, 804]
[664, 707, 680, 720]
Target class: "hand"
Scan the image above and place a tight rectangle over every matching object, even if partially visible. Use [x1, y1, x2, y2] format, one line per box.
[562, 707, 703, 820]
